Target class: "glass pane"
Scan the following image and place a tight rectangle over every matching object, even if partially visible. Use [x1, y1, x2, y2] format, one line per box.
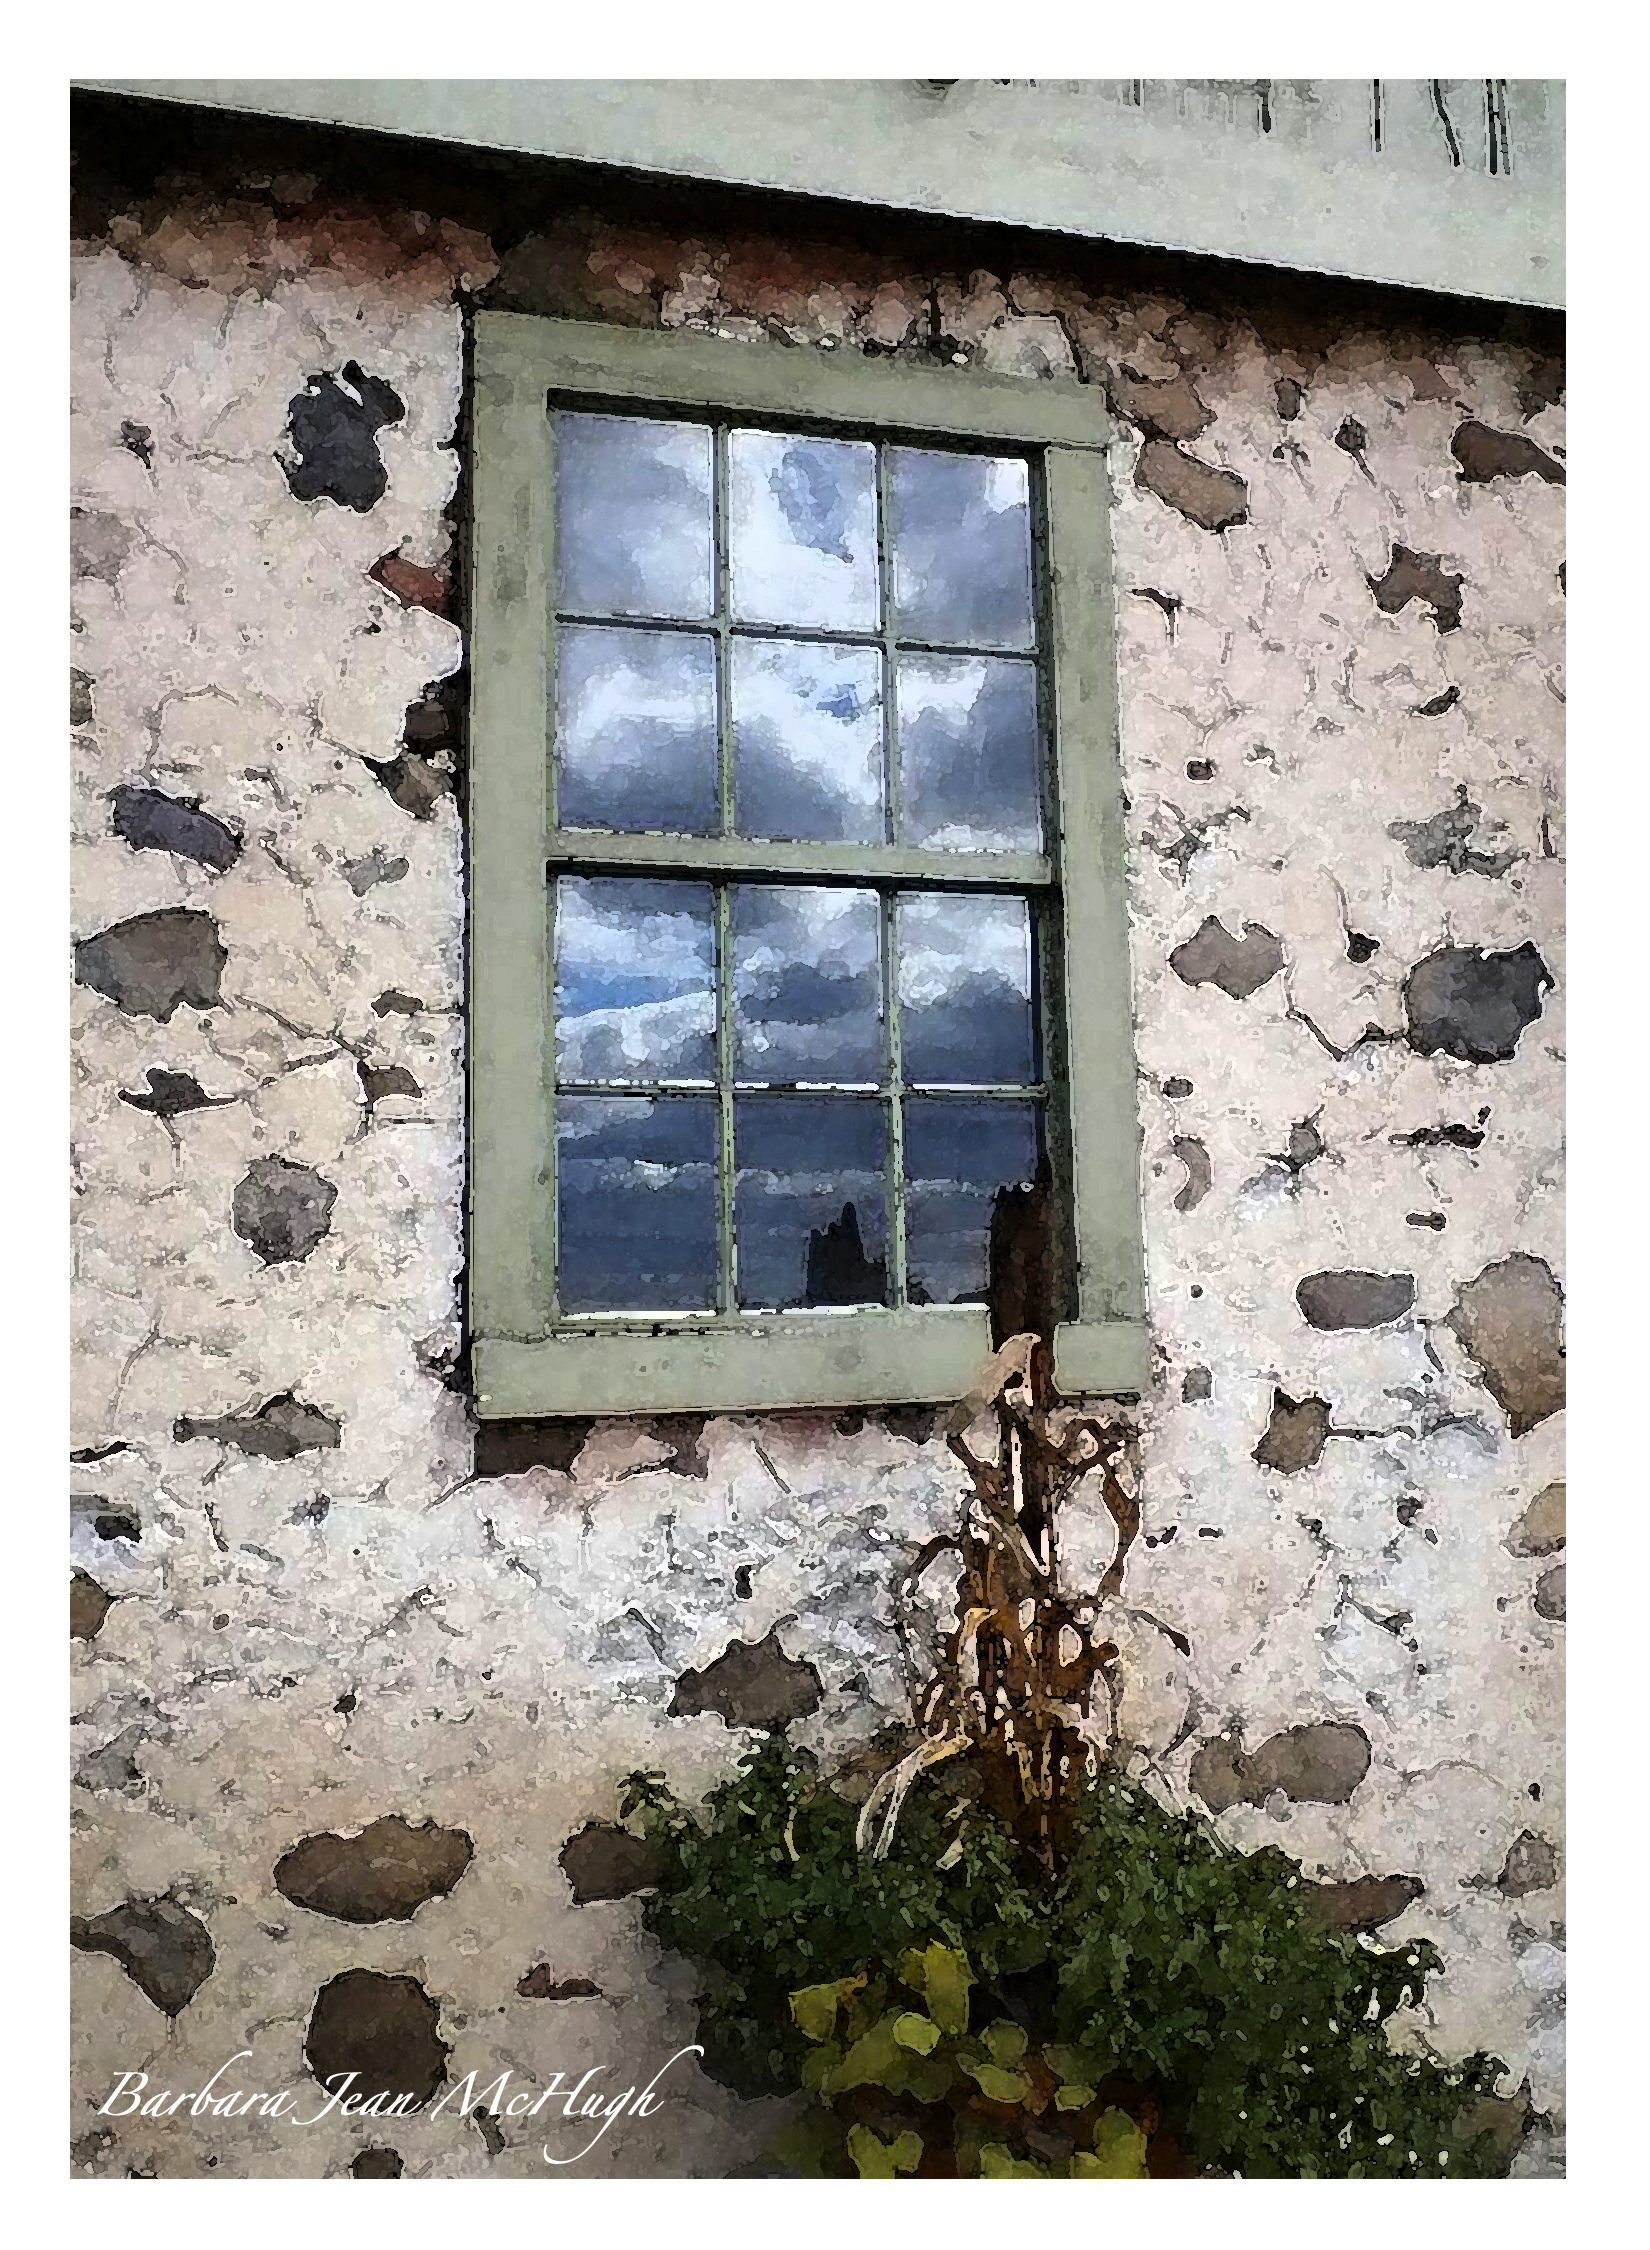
[557, 625, 717, 834]
[557, 1096, 717, 1312]
[904, 1098, 1040, 1307]
[735, 1097, 889, 1310]
[728, 431, 878, 631]
[733, 886, 883, 1086]
[554, 877, 716, 1084]
[898, 654, 1041, 852]
[555, 412, 713, 620]
[732, 638, 884, 843]
[897, 894, 1034, 1085]
[888, 447, 1034, 649]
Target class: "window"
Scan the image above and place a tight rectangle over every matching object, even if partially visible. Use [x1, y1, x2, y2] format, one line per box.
[468, 313, 1147, 1417]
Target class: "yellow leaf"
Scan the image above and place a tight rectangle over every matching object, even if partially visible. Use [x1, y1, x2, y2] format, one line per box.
[911, 1943, 974, 2036]
[963, 2058, 1032, 2105]
[790, 1983, 843, 2043]
[979, 2143, 1049, 2178]
[1087, 2108, 1150, 2178]
[1055, 2083, 1097, 2111]
[982, 2021, 1029, 2066]
[893, 2011, 941, 2054]
[847, 2124, 923, 2178]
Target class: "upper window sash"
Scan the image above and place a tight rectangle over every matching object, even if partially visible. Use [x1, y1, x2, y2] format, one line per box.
[468, 312, 1147, 1414]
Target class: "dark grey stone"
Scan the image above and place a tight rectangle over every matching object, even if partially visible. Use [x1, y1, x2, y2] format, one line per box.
[274, 1817, 474, 1924]
[232, 1157, 338, 1265]
[1389, 786, 1518, 878]
[173, 1393, 341, 1458]
[558, 1823, 663, 1904]
[109, 786, 242, 872]
[74, 909, 227, 1022]
[71, 1899, 215, 2016]
[1296, 1270, 1416, 1330]
[1403, 942, 1552, 1063]
[118, 1070, 232, 1119]
[1253, 1389, 1332, 1473]
[1367, 544, 1464, 633]
[1446, 1254, 1566, 1436]
[1169, 915, 1285, 999]
[281, 362, 405, 512]
[1498, 1830, 1560, 1896]
[304, 1971, 448, 2103]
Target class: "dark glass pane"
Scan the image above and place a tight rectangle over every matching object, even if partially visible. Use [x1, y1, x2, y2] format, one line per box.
[728, 430, 878, 631]
[732, 638, 884, 843]
[736, 1097, 888, 1310]
[897, 654, 1041, 853]
[888, 448, 1033, 649]
[554, 412, 713, 620]
[897, 894, 1034, 1085]
[554, 877, 716, 1084]
[732, 886, 882, 1086]
[904, 1098, 1040, 1307]
[557, 1096, 718, 1312]
[556, 625, 717, 835]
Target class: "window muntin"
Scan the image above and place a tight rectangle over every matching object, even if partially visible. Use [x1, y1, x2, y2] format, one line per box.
[549, 407, 1052, 1321]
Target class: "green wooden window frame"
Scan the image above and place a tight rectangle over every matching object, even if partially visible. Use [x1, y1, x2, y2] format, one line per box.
[467, 311, 1148, 1418]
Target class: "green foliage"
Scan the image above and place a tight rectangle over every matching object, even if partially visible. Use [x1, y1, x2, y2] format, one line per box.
[621, 1742, 1513, 2179]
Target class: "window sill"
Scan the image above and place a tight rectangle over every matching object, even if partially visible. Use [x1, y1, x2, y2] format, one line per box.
[471, 1313, 1149, 1418]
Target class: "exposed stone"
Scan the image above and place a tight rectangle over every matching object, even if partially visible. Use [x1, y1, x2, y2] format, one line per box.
[120, 419, 155, 468]
[71, 2128, 116, 2169]
[1392, 1120, 1486, 1151]
[173, 1393, 342, 1458]
[371, 989, 425, 1017]
[1134, 440, 1249, 532]
[1402, 943, 1552, 1063]
[1515, 356, 1566, 419]
[1195, 1720, 1373, 1812]
[369, 552, 450, 615]
[977, 314, 1075, 381]
[351, 2147, 404, 2178]
[1169, 916, 1284, 999]
[1109, 369, 1213, 442]
[1445, 1254, 1566, 1436]
[1181, 1366, 1212, 1403]
[74, 909, 227, 1022]
[1506, 1482, 1565, 1557]
[274, 1816, 475, 1924]
[282, 362, 406, 512]
[362, 748, 452, 819]
[1305, 1873, 1424, 1932]
[474, 1418, 593, 1477]
[667, 1626, 824, 1730]
[1345, 930, 1380, 963]
[1171, 1135, 1212, 1212]
[1333, 417, 1370, 467]
[93, 1507, 141, 1543]
[1367, 544, 1464, 633]
[1415, 684, 1462, 718]
[1533, 1563, 1566, 1623]
[884, 1403, 939, 1446]
[119, 1069, 232, 1118]
[1389, 786, 1518, 878]
[1498, 1831, 1560, 1897]
[1451, 421, 1565, 486]
[232, 1157, 338, 1265]
[516, 1967, 602, 1999]
[342, 848, 411, 897]
[304, 1971, 449, 2103]
[71, 669, 95, 727]
[71, 1571, 114, 1641]
[1161, 1077, 1194, 1098]
[558, 1822, 663, 1904]
[71, 1899, 216, 2016]
[1282, 1119, 1325, 1172]
[76, 1726, 145, 1793]
[360, 1062, 422, 1107]
[650, 1414, 710, 1479]
[108, 786, 243, 872]
[1253, 1390, 1332, 1473]
[1274, 376, 1303, 419]
[71, 507, 133, 584]
[1296, 1271, 1415, 1331]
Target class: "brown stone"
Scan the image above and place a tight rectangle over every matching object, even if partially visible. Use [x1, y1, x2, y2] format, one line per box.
[1498, 1831, 1559, 1896]
[1506, 1482, 1565, 1557]
[516, 1966, 602, 1999]
[71, 1570, 114, 1641]
[1170, 916, 1284, 999]
[305, 1971, 449, 2105]
[559, 1823, 662, 1904]
[1134, 441, 1249, 532]
[667, 1626, 823, 1730]
[1296, 1271, 1415, 1331]
[1446, 1254, 1566, 1437]
[1253, 1389, 1332, 1474]
[1305, 1873, 1424, 1932]
[274, 1816, 474, 1924]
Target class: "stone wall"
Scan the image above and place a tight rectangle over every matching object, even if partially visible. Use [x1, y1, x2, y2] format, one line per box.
[70, 153, 1565, 2178]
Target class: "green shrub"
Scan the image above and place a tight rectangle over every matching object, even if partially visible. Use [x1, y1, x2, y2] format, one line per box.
[621, 1742, 1511, 2178]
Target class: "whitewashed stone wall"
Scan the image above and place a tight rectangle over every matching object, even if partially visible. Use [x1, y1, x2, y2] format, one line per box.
[70, 184, 1564, 2179]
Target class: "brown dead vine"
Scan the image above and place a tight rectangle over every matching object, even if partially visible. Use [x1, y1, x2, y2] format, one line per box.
[861, 1170, 1165, 1876]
